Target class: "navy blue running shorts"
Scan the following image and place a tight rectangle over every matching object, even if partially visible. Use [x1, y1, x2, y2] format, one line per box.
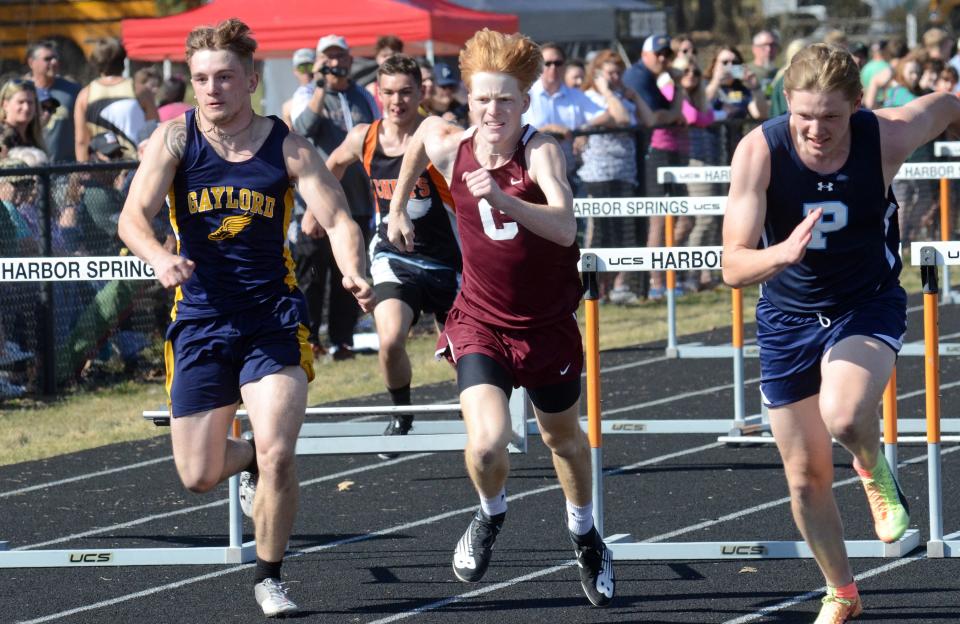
[164, 292, 314, 417]
[756, 285, 906, 408]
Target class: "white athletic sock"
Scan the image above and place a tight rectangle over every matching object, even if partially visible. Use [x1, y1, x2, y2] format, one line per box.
[479, 488, 507, 517]
[566, 500, 594, 536]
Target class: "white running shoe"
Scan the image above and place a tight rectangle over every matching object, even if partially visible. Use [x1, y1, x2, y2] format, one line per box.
[239, 431, 257, 519]
[239, 470, 257, 518]
[254, 578, 298, 617]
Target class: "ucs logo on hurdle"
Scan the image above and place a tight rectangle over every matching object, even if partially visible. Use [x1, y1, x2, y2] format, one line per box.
[68, 552, 113, 564]
[720, 545, 767, 556]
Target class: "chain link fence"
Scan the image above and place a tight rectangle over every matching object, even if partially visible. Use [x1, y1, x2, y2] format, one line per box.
[0, 161, 172, 399]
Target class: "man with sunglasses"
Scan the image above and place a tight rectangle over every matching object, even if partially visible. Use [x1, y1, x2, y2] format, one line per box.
[25, 40, 79, 163]
[523, 43, 630, 196]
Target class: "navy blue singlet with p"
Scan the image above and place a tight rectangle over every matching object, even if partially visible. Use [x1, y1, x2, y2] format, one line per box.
[755, 110, 906, 407]
[760, 109, 901, 314]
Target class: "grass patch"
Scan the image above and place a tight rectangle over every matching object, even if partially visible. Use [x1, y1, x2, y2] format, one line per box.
[0, 266, 926, 467]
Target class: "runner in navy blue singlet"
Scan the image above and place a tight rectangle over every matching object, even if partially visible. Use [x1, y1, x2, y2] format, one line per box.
[386, 30, 614, 608]
[722, 43, 960, 622]
[118, 19, 373, 618]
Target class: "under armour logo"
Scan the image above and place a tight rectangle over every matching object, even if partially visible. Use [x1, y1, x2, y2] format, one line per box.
[817, 182, 833, 192]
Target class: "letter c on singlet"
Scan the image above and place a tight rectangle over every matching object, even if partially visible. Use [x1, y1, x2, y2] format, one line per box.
[478, 198, 519, 241]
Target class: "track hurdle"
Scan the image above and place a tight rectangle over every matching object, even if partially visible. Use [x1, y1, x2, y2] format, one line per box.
[0, 417, 256, 568]
[912, 241, 960, 557]
[576, 246, 764, 438]
[0, 256, 259, 567]
[578, 250, 921, 559]
[573, 194, 727, 358]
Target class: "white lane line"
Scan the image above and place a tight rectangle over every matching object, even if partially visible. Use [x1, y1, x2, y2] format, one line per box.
[16, 442, 721, 624]
[12, 327, 960, 620]
[718, 524, 960, 624]
[605, 377, 761, 414]
[0, 456, 170, 499]
[719, 553, 927, 624]
[12, 372, 721, 549]
[14, 454, 432, 550]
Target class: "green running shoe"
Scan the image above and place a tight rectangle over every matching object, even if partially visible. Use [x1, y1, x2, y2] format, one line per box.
[854, 454, 910, 543]
[814, 588, 862, 624]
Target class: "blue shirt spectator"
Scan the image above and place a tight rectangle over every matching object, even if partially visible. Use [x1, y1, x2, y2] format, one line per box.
[522, 43, 630, 180]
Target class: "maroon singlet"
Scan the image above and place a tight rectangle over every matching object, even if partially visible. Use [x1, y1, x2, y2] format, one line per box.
[448, 125, 582, 329]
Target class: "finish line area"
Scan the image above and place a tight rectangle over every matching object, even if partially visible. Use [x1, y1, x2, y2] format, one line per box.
[1, 294, 958, 623]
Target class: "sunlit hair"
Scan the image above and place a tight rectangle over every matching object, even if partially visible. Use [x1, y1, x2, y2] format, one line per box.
[90, 37, 126, 76]
[783, 43, 862, 103]
[459, 29, 542, 93]
[581, 49, 625, 93]
[378, 54, 422, 89]
[186, 18, 257, 73]
[0, 80, 45, 151]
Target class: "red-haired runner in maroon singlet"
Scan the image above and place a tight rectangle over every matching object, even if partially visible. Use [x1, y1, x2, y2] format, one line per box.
[387, 28, 614, 607]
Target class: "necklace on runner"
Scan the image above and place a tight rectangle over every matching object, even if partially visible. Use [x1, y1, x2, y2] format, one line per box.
[196, 110, 255, 141]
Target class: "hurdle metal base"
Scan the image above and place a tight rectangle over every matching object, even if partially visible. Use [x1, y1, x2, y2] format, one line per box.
[605, 530, 920, 560]
[927, 540, 960, 557]
[0, 541, 256, 568]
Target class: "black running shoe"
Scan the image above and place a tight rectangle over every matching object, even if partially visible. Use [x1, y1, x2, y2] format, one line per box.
[571, 526, 615, 607]
[452, 509, 505, 582]
[378, 415, 413, 460]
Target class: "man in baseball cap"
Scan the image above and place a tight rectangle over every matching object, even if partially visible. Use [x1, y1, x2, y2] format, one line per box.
[293, 34, 379, 361]
[291, 47, 315, 71]
[642, 34, 671, 55]
[316, 34, 349, 56]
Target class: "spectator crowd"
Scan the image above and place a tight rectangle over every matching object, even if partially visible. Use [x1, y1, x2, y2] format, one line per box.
[3, 23, 960, 398]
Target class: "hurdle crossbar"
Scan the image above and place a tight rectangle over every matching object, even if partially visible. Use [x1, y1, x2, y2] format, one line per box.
[580, 252, 921, 560]
[145, 396, 530, 456]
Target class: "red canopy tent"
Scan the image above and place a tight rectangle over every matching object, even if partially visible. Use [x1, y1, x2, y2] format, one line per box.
[121, 0, 519, 61]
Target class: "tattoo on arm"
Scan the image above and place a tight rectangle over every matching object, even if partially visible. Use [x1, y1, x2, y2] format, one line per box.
[163, 122, 186, 160]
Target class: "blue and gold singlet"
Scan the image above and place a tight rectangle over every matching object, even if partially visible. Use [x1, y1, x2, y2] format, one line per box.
[168, 109, 298, 320]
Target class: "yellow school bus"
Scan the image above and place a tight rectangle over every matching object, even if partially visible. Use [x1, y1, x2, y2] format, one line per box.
[0, 0, 157, 64]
